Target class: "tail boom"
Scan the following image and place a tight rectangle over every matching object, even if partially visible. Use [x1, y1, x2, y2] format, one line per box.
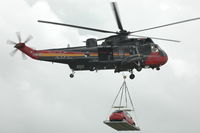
[16, 43, 39, 59]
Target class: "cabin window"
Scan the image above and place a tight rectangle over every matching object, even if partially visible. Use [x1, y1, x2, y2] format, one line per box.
[98, 48, 113, 61]
[129, 47, 136, 55]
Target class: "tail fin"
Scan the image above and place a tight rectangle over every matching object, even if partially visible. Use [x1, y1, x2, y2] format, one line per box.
[17, 43, 39, 59]
[7, 32, 39, 60]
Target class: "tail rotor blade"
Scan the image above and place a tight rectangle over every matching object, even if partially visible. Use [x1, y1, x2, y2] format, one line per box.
[24, 35, 33, 43]
[16, 32, 21, 43]
[10, 49, 18, 56]
[7, 40, 17, 45]
[22, 53, 27, 60]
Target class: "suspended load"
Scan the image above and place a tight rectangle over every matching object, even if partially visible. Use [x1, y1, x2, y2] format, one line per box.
[104, 120, 140, 131]
[103, 76, 140, 131]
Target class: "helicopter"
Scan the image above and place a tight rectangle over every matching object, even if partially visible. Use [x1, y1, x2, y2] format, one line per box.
[7, 2, 200, 79]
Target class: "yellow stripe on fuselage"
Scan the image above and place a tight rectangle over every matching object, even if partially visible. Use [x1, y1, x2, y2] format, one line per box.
[39, 53, 131, 57]
[113, 53, 131, 56]
[90, 53, 98, 56]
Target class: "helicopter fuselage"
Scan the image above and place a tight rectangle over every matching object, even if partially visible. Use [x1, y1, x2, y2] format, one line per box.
[16, 38, 168, 74]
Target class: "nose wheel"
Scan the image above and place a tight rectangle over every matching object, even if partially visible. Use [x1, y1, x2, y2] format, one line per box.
[70, 74, 74, 78]
[156, 67, 160, 70]
[69, 70, 75, 78]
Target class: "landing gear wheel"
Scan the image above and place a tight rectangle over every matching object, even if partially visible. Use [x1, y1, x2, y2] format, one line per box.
[156, 67, 160, 70]
[70, 74, 74, 78]
[129, 74, 135, 79]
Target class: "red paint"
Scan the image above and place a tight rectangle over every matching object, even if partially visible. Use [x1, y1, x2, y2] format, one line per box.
[109, 110, 135, 125]
[145, 52, 168, 66]
[38, 50, 84, 54]
[16, 44, 86, 59]
[16, 43, 39, 59]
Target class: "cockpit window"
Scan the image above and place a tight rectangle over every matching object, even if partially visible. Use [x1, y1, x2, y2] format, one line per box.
[151, 44, 159, 52]
[139, 44, 151, 55]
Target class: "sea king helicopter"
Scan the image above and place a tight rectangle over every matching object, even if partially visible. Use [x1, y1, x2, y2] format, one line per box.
[8, 2, 200, 79]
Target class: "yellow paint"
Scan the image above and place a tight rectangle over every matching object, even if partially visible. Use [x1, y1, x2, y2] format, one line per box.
[89, 53, 98, 56]
[39, 52, 131, 57]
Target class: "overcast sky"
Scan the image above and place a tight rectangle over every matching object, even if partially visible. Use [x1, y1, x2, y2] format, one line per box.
[1, 0, 200, 133]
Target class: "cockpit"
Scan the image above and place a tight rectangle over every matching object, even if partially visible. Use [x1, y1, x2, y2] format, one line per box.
[151, 44, 159, 52]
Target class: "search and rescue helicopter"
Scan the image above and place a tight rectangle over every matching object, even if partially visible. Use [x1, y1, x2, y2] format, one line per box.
[7, 2, 200, 79]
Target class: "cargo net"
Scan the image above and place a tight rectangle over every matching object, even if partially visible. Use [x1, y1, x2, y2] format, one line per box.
[104, 76, 140, 131]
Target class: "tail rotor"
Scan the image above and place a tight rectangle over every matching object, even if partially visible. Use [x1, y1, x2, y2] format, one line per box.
[7, 32, 33, 58]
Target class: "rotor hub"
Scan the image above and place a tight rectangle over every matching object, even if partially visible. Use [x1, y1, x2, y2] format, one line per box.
[117, 30, 130, 36]
[14, 43, 25, 49]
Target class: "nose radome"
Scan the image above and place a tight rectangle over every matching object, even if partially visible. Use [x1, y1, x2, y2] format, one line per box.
[162, 56, 168, 65]
[160, 51, 168, 65]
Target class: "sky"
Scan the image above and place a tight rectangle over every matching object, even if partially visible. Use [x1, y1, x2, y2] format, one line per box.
[0, 0, 200, 133]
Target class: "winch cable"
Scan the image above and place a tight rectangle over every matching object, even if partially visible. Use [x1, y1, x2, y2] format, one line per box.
[106, 80, 125, 120]
[111, 80, 125, 108]
[125, 80, 141, 129]
[125, 81, 135, 111]
[111, 76, 134, 109]
[125, 83, 128, 108]
[119, 81, 125, 107]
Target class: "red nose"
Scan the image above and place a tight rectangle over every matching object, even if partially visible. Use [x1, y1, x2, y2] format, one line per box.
[159, 50, 168, 65]
[145, 51, 168, 66]
[159, 55, 168, 65]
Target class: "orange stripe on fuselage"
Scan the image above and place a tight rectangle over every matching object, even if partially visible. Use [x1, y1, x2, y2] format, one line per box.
[38, 52, 131, 57]
[89, 53, 98, 56]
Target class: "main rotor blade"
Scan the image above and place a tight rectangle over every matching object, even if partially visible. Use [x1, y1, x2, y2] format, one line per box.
[130, 17, 200, 33]
[130, 34, 181, 43]
[38, 20, 116, 34]
[111, 2, 124, 31]
[22, 53, 27, 60]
